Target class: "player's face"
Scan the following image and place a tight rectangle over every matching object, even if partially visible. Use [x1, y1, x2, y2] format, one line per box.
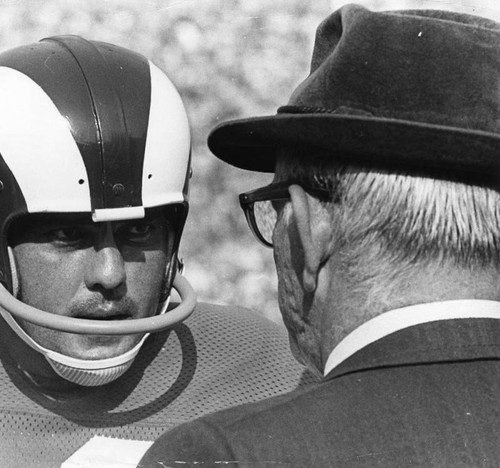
[9, 210, 172, 360]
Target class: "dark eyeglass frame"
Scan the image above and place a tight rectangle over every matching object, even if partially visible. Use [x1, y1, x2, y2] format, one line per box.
[239, 181, 331, 248]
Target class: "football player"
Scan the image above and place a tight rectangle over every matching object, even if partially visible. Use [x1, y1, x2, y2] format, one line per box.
[0, 36, 314, 466]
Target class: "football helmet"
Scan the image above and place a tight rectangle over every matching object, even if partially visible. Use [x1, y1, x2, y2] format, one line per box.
[0, 35, 196, 385]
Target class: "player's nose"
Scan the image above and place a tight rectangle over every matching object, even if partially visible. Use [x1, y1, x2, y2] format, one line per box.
[84, 224, 126, 292]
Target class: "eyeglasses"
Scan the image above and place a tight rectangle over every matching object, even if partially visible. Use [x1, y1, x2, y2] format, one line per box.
[239, 181, 331, 248]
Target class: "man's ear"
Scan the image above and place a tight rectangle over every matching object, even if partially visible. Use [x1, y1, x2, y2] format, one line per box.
[288, 185, 333, 293]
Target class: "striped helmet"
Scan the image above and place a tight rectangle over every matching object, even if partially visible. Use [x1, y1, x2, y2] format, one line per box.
[0, 36, 195, 340]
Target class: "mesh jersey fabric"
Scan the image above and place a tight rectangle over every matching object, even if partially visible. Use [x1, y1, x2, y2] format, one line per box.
[0, 302, 316, 467]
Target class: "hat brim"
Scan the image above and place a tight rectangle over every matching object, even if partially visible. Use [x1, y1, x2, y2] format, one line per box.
[208, 114, 500, 179]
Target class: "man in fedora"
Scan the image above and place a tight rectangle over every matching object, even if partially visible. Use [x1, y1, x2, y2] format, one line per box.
[141, 4, 500, 466]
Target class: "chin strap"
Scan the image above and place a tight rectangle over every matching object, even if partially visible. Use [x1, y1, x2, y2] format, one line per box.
[0, 274, 197, 386]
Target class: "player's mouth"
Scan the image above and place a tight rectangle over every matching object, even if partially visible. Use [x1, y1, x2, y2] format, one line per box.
[74, 307, 132, 321]
[90, 314, 130, 321]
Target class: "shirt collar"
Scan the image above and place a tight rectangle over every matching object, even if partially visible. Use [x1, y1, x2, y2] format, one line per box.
[323, 299, 500, 377]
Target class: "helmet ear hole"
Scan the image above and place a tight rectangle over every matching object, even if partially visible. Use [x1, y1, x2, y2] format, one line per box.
[7, 246, 18, 297]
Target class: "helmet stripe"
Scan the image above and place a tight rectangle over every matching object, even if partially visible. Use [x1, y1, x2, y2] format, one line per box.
[44, 36, 152, 212]
[142, 61, 191, 208]
[0, 67, 91, 213]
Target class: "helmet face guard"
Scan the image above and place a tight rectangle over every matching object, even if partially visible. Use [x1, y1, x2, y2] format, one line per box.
[0, 35, 195, 336]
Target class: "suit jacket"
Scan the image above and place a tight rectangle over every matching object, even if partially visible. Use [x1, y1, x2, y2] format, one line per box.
[141, 315, 500, 467]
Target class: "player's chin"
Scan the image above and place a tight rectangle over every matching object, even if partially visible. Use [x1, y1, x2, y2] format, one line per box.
[61, 334, 143, 360]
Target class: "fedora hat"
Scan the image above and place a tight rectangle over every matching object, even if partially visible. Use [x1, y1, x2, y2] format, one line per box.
[208, 4, 500, 179]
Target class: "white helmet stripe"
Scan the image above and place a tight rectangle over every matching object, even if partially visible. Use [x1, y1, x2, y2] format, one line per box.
[0, 67, 91, 213]
[142, 61, 191, 208]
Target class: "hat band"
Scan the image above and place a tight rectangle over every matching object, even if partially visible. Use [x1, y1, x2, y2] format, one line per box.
[278, 105, 374, 117]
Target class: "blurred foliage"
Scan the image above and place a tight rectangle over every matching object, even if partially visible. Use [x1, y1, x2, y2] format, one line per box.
[1, 0, 498, 323]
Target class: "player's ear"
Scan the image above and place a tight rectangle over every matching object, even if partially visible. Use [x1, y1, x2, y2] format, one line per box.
[288, 185, 334, 293]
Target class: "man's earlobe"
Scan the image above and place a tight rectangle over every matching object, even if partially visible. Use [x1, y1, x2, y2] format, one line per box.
[288, 185, 323, 293]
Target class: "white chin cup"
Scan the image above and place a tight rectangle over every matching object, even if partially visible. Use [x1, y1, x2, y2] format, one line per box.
[1, 296, 171, 387]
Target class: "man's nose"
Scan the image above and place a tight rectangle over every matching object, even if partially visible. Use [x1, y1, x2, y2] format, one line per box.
[84, 245, 127, 292]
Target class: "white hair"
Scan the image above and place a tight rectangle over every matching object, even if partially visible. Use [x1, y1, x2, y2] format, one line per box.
[276, 148, 500, 311]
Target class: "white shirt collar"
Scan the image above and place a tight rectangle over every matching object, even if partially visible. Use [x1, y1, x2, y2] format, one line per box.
[323, 299, 500, 377]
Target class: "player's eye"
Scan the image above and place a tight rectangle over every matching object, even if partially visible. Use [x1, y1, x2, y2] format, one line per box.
[46, 226, 91, 246]
[121, 223, 157, 243]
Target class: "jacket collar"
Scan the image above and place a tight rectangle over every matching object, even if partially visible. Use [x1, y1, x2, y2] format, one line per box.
[325, 300, 500, 380]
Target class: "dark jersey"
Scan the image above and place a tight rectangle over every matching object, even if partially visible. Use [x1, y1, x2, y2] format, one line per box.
[0, 303, 315, 467]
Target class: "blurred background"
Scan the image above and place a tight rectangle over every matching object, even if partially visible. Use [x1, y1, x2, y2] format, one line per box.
[2, 0, 499, 323]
